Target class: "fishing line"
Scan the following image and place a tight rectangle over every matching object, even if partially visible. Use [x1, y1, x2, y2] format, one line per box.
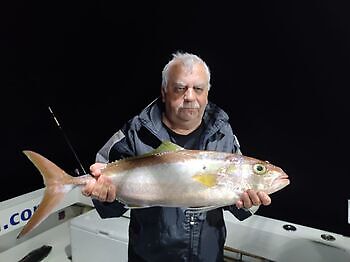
[48, 106, 88, 175]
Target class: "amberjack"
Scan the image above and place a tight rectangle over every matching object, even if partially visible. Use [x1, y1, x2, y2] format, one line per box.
[17, 141, 289, 238]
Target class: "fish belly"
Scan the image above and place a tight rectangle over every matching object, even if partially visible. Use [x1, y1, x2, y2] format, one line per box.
[112, 160, 237, 208]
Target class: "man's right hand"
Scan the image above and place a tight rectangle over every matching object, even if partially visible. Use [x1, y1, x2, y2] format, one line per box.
[81, 163, 117, 202]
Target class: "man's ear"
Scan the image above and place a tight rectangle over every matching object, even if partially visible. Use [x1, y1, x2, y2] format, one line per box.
[161, 87, 166, 103]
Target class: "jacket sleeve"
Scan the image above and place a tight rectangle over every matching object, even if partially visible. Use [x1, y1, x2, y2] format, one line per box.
[224, 205, 254, 221]
[92, 199, 128, 218]
[95, 129, 126, 163]
[92, 126, 134, 218]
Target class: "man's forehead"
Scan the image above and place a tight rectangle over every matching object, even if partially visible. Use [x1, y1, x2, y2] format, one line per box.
[171, 59, 203, 70]
[170, 64, 208, 80]
[173, 81, 187, 86]
[172, 80, 208, 87]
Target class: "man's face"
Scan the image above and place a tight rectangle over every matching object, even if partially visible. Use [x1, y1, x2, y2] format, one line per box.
[161, 62, 209, 128]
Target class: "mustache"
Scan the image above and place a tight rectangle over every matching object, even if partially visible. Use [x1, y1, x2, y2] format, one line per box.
[179, 102, 200, 109]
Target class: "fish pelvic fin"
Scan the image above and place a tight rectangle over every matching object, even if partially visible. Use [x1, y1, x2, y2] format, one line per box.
[17, 151, 82, 239]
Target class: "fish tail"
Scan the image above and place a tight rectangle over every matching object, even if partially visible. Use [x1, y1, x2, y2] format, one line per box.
[17, 150, 87, 239]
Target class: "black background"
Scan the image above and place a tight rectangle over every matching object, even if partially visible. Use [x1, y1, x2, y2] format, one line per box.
[1, 1, 349, 236]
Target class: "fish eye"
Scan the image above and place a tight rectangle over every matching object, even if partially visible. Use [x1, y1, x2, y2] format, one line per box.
[253, 163, 267, 175]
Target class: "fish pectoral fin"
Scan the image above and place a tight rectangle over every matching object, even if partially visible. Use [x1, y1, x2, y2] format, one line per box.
[192, 173, 218, 187]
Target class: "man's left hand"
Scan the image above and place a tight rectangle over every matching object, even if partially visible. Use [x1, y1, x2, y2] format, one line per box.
[236, 189, 271, 209]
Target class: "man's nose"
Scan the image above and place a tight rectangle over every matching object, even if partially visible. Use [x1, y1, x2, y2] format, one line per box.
[184, 87, 195, 100]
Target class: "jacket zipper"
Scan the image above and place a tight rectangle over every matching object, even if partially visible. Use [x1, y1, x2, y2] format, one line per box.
[189, 213, 195, 261]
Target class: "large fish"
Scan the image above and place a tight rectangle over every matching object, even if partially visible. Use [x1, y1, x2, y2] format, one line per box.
[17, 141, 289, 239]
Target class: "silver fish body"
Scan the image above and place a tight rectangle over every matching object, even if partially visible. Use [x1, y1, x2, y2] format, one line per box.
[18, 141, 289, 238]
[103, 149, 289, 209]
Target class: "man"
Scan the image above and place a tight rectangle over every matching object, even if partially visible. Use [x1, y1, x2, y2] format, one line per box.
[82, 52, 271, 261]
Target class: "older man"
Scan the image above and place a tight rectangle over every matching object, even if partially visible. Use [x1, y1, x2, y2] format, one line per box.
[82, 52, 271, 262]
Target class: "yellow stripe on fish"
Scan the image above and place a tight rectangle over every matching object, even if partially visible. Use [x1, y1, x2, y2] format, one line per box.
[192, 173, 219, 187]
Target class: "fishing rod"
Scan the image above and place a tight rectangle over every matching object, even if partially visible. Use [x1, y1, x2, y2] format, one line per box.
[48, 106, 88, 176]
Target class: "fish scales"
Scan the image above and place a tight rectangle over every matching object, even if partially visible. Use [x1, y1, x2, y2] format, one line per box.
[106, 155, 238, 208]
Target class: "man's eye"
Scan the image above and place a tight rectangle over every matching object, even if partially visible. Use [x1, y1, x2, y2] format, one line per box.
[194, 87, 203, 93]
[175, 86, 185, 92]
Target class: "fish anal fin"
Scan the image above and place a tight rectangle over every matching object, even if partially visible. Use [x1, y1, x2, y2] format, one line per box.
[187, 206, 218, 212]
[124, 204, 149, 209]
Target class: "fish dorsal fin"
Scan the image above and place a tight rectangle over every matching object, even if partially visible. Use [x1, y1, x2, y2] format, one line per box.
[192, 173, 218, 187]
[145, 141, 184, 156]
[106, 141, 183, 168]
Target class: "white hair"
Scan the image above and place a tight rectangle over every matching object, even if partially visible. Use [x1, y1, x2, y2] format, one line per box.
[161, 51, 211, 91]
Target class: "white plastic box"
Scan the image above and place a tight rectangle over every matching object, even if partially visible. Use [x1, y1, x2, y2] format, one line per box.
[70, 209, 350, 262]
[70, 209, 130, 262]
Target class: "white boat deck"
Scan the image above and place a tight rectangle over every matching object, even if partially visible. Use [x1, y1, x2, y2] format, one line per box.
[1, 221, 72, 261]
[1, 188, 350, 261]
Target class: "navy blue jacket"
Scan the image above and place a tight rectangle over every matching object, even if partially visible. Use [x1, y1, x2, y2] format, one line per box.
[93, 98, 253, 262]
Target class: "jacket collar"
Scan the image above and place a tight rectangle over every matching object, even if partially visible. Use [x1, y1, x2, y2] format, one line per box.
[138, 97, 229, 137]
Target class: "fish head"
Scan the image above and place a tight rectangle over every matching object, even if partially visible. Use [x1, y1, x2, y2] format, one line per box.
[230, 156, 290, 195]
[247, 158, 289, 194]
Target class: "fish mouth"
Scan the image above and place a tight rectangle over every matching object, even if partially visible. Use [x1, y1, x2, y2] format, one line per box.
[280, 175, 289, 182]
[280, 178, 290, 186]
[268, 175, 290, 194]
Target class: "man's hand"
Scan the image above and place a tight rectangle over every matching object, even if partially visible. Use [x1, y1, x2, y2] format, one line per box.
[236, 189, 271, 209]
[81, 163, 117, 202]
